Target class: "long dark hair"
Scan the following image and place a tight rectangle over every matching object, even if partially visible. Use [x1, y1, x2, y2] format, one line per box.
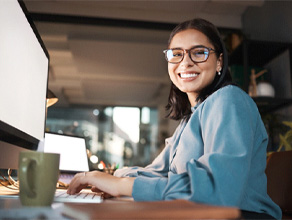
[166, 18, 233, 120]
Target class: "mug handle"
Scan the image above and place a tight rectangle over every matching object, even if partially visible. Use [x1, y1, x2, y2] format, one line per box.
[20, 157, 37, 198]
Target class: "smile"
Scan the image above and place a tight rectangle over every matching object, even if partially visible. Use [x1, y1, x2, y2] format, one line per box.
[180, 73, 198, 78]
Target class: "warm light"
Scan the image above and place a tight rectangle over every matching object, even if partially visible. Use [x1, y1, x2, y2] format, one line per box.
[86, 149, 92, 158]
[98, 163, 104, 170]
[90, 155, 98, 164]
[46, 89, 58, 107]
[98, 161, 106, 169]
[46, 98, 58, 108]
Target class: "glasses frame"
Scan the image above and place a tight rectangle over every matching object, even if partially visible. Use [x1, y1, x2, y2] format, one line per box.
[163, 45, 216, 64]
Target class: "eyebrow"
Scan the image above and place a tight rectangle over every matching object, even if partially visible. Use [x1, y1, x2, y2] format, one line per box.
[169, 45, 208, 50]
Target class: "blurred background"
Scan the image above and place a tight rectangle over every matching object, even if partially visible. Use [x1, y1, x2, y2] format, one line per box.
[23, 0, 292, 170]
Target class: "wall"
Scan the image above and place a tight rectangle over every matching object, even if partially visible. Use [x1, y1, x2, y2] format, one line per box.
[0, 141, 29, 170]
[243, 1, 292, 150]
[265, 50, 291, 98]
[242, 1, 292, 42]
[243, 1, 292, 107]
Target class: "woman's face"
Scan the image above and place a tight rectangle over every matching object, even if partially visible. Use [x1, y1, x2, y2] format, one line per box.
[168, 29, 222, 105]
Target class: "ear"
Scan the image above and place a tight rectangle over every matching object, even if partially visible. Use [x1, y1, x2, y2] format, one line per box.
[216, 53, 223, 72]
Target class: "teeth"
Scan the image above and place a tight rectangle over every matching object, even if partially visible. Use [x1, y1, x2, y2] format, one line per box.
[180, 73, 198, 78]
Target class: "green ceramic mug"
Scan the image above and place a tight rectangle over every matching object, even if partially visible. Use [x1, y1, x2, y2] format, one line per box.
[18, 151, 60, 206]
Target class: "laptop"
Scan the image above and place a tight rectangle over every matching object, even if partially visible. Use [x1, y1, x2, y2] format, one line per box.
[44, 132, 90, 185]
[0, 133, 102, 203]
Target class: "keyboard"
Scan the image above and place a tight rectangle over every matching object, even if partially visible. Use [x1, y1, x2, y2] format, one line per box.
[54, 189, 103, 203]
[59, 173, 75, 184]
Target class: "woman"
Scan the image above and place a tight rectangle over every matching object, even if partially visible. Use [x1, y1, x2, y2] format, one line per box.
[67, 18, 281, 219]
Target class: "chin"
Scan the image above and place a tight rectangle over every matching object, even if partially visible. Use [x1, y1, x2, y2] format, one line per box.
[180, 87, 199, 94]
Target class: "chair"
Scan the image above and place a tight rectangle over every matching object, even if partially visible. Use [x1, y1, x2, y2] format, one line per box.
[265, 151, 292, 219]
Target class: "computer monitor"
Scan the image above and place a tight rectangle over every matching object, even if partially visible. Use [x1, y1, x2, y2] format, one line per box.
[44, 133, 89, 173]
[0, 0, 49, 169]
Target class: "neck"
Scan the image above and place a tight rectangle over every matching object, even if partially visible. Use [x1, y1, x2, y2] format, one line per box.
[187, 93, 198, 107]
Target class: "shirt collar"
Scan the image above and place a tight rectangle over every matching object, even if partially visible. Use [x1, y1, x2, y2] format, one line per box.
[191, 101, 201, 112]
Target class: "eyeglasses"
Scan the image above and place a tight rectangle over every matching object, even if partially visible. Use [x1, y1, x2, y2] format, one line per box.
[163, 46, 216, 64]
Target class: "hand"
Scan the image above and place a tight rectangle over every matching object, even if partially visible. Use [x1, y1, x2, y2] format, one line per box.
[91, 186, 113, 199]
[67, 170, 135, 197]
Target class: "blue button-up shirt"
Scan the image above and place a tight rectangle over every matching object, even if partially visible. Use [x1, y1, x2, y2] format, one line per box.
[115, 85, 281, 219]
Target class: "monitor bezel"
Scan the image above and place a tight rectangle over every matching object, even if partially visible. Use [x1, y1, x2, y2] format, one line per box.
[0, 0, 50, 151]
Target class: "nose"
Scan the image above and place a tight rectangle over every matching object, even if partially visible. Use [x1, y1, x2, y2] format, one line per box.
[180, 50, 193, 66]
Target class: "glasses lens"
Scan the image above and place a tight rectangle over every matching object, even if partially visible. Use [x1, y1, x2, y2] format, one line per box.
[190, 47, 209, 62]
[165, 49, 183, 63]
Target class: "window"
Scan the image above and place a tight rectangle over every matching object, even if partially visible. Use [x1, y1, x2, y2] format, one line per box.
[46, 106, 159, 170]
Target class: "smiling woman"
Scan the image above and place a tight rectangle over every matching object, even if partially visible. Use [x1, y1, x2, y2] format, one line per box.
[166, 29, 222, 107]
[164, 19, 232, 119]
[66, 18, 281, 220]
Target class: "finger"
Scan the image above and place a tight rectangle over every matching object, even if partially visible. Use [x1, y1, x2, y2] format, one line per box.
[68, 172, 93, 193]
[91, 186, 113, 198]
[91, 186, 102, 192]
[70, 172, 88, 186]
[103, 192, 114, 199]
[67, 176, 89, 194]
[67, 173, 84, 189]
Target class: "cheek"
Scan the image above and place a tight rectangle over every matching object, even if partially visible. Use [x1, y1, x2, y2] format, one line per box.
[168, 64, 176, 78]
[203, 60, 218, 75]
[207, 65, 217, 75]
[206, 68, 217, 81]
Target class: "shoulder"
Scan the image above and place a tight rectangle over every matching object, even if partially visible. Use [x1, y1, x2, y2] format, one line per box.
[204, 85, 257, 109]
[198, 85, 259, 120]
[210, 85, 251, 102]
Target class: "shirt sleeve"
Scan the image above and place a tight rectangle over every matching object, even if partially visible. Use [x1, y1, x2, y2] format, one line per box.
[113, 143, 170, 178]
[132, 87, 263, 207]
[114, 119, 186, 178]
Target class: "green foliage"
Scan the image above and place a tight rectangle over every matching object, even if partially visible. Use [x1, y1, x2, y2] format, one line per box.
[278, 121, 292, 152]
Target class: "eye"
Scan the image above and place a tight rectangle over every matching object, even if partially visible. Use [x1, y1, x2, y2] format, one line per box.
[192, 48, 208, 57]
[172, 49, 183, 57]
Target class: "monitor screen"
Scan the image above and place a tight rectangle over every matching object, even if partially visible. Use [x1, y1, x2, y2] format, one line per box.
[44, 133, 89, 173]
[0, 0, 49, 151]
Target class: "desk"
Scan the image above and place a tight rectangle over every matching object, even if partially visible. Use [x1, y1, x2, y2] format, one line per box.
[63, 199, 240, 219]
[0, 186, 241, 219]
